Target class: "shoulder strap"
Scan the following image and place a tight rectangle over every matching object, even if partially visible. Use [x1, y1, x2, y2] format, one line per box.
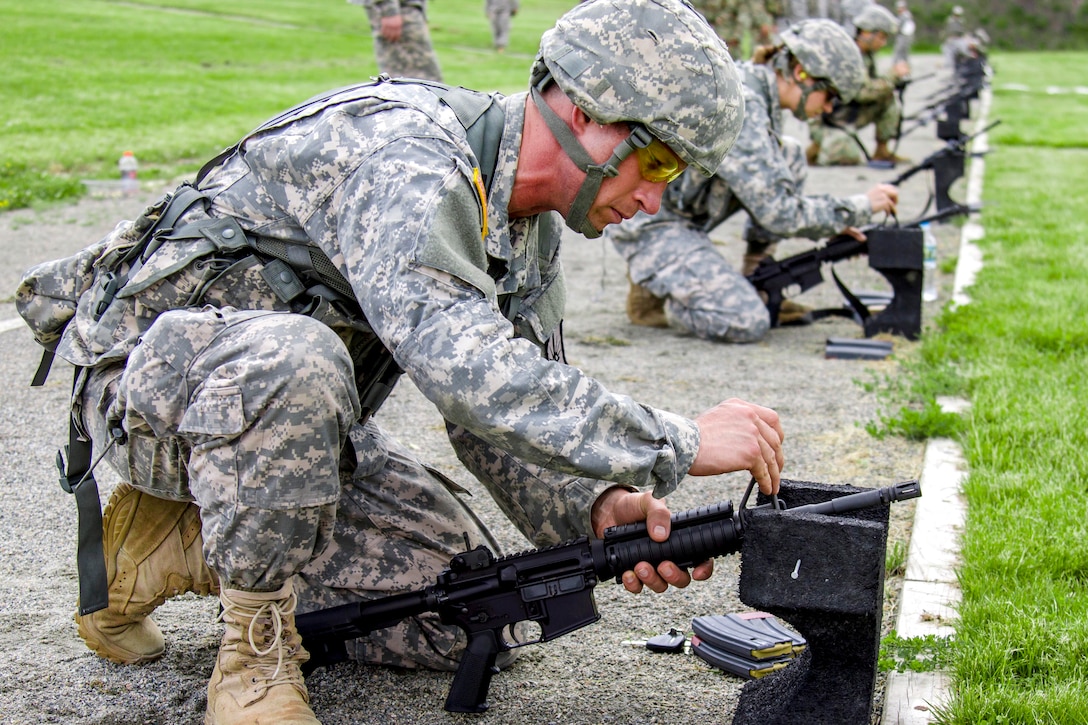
[197, 77, 507, 197]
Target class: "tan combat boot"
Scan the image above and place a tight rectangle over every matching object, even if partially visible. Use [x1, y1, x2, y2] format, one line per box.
[805, 141, 820, 165]
[75, 482, 219, 664]
[871, 141, 911, 165]
[625, 278, 668, 328]
[205, 582, 319, 725]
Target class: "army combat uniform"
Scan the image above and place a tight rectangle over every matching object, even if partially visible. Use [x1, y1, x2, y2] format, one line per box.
[20, 79, 700, 668]
[809, 44, 902, 166]
[349, 0, 443, 82]
[485, 0, 519, 52]
[605, 62, 873, 343]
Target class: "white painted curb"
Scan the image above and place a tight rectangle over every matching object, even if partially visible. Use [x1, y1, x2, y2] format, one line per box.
[881, 83, 995, 725]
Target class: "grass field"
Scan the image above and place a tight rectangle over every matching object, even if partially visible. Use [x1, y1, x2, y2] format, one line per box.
[876, 52, 1088, 723]
[0, 0, 570, 208]
[4, 2, 1088, 722]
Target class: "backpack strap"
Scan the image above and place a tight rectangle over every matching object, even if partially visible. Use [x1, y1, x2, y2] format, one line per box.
[57, 368, 110, 615]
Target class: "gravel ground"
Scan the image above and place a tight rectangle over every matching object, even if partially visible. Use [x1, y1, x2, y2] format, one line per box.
[0, 55, 961, 725]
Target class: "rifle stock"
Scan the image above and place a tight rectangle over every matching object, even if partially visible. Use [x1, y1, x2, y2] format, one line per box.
[295, 480, 921, 712]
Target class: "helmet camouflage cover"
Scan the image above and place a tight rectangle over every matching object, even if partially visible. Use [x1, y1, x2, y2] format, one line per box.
[529, 0, 745, 177]
[779, 19, 867, 103]
[853, 4, 900, 35]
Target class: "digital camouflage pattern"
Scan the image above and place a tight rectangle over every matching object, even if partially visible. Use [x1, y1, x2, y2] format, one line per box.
[604, 62, 872, 343]
[350, 0, 443, 82]
[22, 0, 737, 667]
[690, 0, 776, 47]
[531, 0, 744, 177]
[485, 0, 518, 51]
[809, 24, 902, 165]
[779, 19, 867, 103]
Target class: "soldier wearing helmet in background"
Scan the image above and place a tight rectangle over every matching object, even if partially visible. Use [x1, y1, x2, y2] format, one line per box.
[943, 5, 966, 69]
[808, 3, 910, 166]
[892, 0, 915, 67]
[605, 19, 898, 343]
[17, 1, 784, 722]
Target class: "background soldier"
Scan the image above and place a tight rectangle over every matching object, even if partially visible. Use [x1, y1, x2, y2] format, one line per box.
[942, 5, 966, 69]
[349, 0, 443, 81]
[17, 1, 784, 723]
[807, 3, 909, 166]
[485, 0, 519, 53]
[605, 19, 898, 342]
[892, 0, 915, 67]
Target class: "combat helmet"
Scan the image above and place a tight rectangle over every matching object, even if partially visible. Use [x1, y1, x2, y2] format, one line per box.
[778, 19, 867, 105]
[853, 4, 900, 35]
[529, 0, 744, 237]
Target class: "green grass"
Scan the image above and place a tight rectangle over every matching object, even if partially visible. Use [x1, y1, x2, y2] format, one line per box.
[0, 0, 569, 209]
[871, 51, 1088, 723]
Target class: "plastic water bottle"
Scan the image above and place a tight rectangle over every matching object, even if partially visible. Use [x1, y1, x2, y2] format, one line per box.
[921, 222, 938, 302]
[118, 150, 139, 195]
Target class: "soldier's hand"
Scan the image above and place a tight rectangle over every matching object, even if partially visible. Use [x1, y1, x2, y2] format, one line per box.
[867, 183, 899, 216]
[380, 14, 404, 42]
[591, 488, 714, 594]
[690, 398, 784, 495]
[842, 225, 867, 242]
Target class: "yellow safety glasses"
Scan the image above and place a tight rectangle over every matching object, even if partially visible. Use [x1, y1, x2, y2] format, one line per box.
[634, 136, 686, 184]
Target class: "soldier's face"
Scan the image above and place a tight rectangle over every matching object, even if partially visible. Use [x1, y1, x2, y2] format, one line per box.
[858, 30, 888, 52]
[577, 121, 675, 231]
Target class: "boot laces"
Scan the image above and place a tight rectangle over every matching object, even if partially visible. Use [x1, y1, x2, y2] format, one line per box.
[219, 589, 303, 687]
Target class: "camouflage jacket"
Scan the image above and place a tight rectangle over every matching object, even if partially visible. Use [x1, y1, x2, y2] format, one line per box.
[646, 62, 871, 238]
[29, 80, 698, 539]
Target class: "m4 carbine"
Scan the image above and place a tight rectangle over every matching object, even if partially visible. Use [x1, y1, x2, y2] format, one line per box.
[746, 204, 978, 339]
[296, 479, 921, 713]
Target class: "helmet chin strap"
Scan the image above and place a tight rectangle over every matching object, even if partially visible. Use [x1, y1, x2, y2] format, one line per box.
[530, 85, 648, 239]
[792, 83, 816, 121]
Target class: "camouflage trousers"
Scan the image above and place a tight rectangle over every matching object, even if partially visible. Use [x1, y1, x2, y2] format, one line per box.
[80, 306, 505, 670]
[611, 217, 772, 344]
[364, 4, 443, 82]
[485, 0, 516, 50]
[808, 96, 902, 165]
[610, 137, 817, 343]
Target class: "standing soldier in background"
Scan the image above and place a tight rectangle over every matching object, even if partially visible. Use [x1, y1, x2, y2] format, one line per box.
[754, 0, 780, 46]
[807, 3, 909, 166]
[785, 0, 810, 25]
[348, 0, 443, 81]
[17, 1, 779, 723]
[690, 0, 744, 52]
[485, 0, 519, 53]
[942, 5, 966, 69]
[691, 0, 776, 55]
[606, 20, 898, 342]
[892, 0, 915, 67]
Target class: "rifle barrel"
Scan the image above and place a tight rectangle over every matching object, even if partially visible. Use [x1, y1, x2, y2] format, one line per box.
[787, 481, 920, 516]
